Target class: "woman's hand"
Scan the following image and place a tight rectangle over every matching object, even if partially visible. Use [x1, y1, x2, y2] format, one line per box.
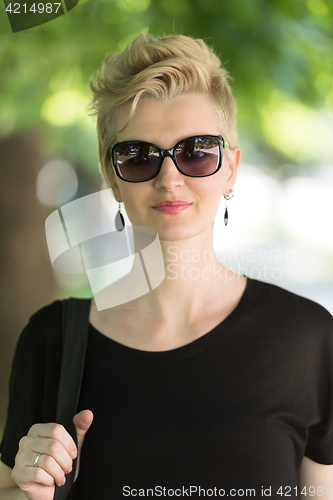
[11, 410, 94, 500]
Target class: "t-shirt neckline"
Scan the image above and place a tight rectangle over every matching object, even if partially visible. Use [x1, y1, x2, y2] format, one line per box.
[88, 275, 256, 359]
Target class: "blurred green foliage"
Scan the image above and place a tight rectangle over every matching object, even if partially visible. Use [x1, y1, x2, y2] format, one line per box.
[0, 0, 332, 172]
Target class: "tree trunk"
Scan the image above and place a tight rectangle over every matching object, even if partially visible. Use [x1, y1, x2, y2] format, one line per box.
[0, 129, 56, 434]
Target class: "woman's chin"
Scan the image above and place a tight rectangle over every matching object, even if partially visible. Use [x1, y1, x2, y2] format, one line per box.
[156, 227, 208, 244]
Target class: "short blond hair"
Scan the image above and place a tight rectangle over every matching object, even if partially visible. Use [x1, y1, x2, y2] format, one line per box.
[88, 28, 237, 182]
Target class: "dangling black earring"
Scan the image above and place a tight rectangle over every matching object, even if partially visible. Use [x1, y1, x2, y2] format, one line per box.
[224, 206, 229, 226]
[115, 202, 125, 231]
[224, 189, 234, 226]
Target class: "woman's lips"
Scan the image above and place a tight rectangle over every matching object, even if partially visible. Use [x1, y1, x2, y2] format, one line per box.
[152, 202, 191, 214]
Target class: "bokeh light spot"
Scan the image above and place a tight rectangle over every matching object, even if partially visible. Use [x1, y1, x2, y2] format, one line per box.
[260, 90, 333, 162]
[36, 160, 78, 207]
[41, 90, 87, 126]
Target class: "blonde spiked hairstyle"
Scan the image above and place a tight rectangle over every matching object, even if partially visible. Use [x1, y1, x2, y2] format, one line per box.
[88, 28, 237, 182]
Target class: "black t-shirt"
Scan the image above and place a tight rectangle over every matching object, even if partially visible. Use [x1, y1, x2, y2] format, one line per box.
[1, 276, 333, 499]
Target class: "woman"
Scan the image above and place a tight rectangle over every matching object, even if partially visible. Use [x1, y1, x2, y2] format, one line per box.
[1, 29, 333, 500]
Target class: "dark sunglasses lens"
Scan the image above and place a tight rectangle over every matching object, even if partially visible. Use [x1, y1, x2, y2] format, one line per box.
[175, 137, 220, 176]
[115, 143, 160, 181]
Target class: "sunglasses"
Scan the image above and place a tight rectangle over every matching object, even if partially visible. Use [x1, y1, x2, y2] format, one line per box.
[110, 135, 229, 183]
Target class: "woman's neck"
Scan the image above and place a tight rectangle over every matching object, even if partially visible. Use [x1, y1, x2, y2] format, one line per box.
[134, 230, 243, 326]
[90, 228, 247, 350]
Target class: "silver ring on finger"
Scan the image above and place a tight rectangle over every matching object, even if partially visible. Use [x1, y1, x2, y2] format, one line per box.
[33, 453, 42, 467]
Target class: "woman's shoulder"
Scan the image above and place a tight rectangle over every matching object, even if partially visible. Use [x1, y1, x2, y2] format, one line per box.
[250, 277, 333, 331]
[15, 299, 63, 357]
[28, 298, 63, 323]
[19, 297, 89, 347]
[27, 296, 91, 327]
[25, 297, 62, 330]
[13, 297, 92, 374]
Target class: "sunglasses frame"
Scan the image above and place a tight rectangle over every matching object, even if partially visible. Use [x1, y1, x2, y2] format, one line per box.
[110, 134, 229, 183]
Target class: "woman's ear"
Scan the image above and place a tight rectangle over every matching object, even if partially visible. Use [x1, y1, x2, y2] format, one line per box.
[226, 146, 242, 184]
[224, 146, 241, 194]
[228, 146, 241, 176]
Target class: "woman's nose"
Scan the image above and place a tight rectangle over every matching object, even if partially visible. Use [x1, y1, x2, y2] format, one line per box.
[154, 155, 184, 190]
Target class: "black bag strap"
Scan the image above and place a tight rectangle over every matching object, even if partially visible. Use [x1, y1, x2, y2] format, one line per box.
[53, 297, 92, 500]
